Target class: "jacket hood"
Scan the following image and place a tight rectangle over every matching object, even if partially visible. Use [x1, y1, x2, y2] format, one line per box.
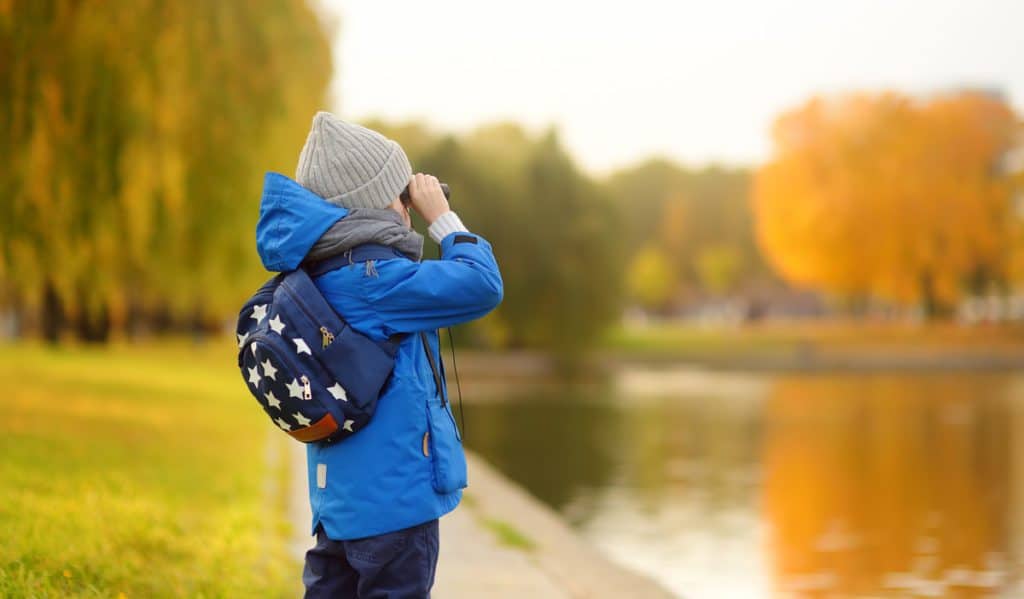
[256, 172, 348, 272]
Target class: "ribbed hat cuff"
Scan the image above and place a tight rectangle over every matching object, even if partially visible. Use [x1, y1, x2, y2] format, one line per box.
[324, 142, 411, 210]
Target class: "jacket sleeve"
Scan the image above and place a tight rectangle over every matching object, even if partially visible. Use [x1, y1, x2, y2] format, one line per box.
[364, 231, 503, 336]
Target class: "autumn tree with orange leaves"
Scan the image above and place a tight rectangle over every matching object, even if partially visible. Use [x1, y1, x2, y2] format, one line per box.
[754, 92, 1021, 316]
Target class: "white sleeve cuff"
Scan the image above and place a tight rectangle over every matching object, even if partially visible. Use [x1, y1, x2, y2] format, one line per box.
[427, 211, 469, 244]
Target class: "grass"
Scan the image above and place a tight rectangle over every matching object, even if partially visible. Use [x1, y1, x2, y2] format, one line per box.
[481, 518, 536, 552]
[602, 320, 1024, 359]
[0, 340, 299, 598]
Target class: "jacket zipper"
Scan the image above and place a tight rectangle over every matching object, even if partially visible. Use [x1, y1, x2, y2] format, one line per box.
[420, 332, 446, 408]
[300, 374, 312, 400]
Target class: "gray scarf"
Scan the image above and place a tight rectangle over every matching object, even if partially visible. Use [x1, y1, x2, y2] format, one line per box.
[306, 208, 424, 263]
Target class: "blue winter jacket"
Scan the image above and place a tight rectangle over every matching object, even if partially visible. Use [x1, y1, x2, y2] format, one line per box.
[254, 173, 503, 540]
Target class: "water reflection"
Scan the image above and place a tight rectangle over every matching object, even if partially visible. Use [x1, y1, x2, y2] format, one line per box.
[764, 374, 1017, 598]
[462, 369, 1024, 598]
[462, 391, 620, 512]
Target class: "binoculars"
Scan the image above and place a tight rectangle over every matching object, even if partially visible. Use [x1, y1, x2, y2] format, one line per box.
[400, 183, 450, 207]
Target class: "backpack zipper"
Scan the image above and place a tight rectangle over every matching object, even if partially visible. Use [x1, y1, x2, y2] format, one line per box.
[281, 279, 320, 325]
[280, 277, 335, 351]
[320, 326, 335, 349]
[300, 374, 312, 400]
[244, 333, 335, 438]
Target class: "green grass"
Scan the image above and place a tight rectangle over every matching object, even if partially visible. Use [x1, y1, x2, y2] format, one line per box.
[602, 320, 1024, 358]
[481, 518, 536, 552]
[0, 341, 299, 598]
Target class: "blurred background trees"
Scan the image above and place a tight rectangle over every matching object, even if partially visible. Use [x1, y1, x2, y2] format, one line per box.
[755, 91, 1021, 317]
[368, 121, 626, 360]
[1, 3, 1022, 356]
[0, 0, 331, 342]
[605, 161, 768, 314]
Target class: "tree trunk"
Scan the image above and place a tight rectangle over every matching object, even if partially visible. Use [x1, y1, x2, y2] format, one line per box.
[40, 281, 64, 344]
[920, 271, 953, 319]
[73, 289, 111, 343]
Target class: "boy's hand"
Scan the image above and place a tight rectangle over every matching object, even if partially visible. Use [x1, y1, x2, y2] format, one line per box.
[407, 173, 450, 225]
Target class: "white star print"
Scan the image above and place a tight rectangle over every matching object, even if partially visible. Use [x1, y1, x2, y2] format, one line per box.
[293, 338, 312, 355]
[250, 342, 258, 357]
[268, 314, 286, 334]
[251, 304, 268, 323]
[293, 412, 312, 427]
[247, 366, 260, 386]
[286, 378, 304, 400]
[274, 417, 292, 431]
[261, 359, 278, 380]
[342, 419, 355, 432]
[327, 383, 348, 402]
[263, 390, 281, 409]
[236, 332, 248, 348]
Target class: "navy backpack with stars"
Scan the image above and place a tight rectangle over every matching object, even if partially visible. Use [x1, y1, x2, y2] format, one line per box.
[235, 245, 405, 444]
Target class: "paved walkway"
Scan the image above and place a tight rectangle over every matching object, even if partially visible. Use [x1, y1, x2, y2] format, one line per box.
[288, 444, 674, 598]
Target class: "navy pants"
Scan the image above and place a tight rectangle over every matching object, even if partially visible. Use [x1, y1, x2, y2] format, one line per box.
[303, 519, 439, 598]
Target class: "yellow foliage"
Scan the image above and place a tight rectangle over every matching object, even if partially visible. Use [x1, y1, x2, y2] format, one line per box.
[754, 91, 1020, 312]
[0, 0, 333, 332]
[695, 244, 742, 295]
[628, 245, 677, 310]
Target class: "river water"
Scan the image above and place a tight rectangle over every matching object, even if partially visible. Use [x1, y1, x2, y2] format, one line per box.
[461, 368, 1024, 599]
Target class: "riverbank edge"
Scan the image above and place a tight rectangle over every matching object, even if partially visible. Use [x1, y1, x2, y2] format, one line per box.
[286, 443, 675, 598]
[454, 451, 676, 598]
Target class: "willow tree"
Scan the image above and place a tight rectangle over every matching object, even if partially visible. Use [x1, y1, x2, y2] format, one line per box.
[0, 0, 332, 341]
[368, 120, 626, 360]
[754, 91, 1019, 316]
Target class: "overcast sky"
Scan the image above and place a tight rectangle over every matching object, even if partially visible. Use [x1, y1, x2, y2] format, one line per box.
[318, 0, 1023, 174]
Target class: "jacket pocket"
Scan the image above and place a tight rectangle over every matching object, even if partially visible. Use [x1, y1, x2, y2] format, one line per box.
[424, 398, 467, 494]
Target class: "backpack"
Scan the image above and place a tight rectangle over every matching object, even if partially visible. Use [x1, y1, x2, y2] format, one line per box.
[235, 244, 407, 444]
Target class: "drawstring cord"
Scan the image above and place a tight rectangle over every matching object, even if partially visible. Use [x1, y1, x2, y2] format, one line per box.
[364, 259, 379, 278]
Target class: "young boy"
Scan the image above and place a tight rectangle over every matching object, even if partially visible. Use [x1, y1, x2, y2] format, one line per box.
[254, 112, 503, 597]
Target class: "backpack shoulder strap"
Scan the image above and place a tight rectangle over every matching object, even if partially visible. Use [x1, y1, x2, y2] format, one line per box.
[302, 244, 409, 278]
[299, 244, 412, 350]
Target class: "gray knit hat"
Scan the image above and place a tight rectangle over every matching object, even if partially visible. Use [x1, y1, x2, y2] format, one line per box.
[295, 111, 412, 210]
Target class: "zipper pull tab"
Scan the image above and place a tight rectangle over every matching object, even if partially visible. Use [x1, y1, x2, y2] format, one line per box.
[300, 374, 312, 400]
[320, 326, 335, 349]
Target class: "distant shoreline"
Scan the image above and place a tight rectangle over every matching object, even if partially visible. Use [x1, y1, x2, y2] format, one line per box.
[444, 345, 1024, 388]
[599, 346, 1024, 373]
